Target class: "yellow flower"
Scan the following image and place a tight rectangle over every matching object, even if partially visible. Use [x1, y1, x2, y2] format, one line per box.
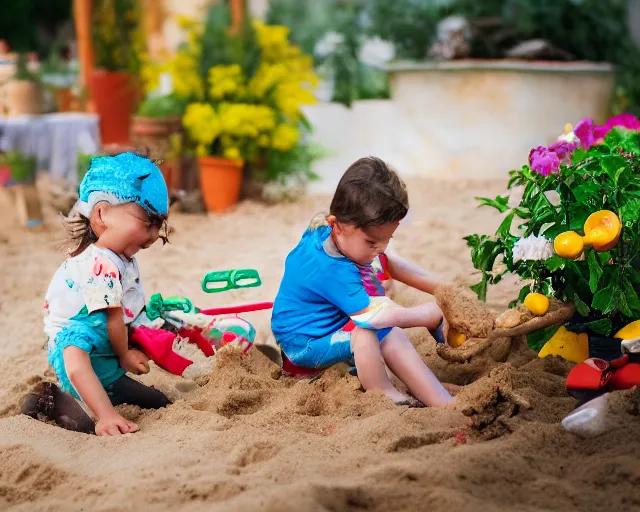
[140, 59, 167, 94]
[218, 103, 276, 138]
[208, 64, 244, 100]
[196, 144, 209, 157]
[253, 20, 291, 61]
[275, 82, 317, 119]
[168, 51, 203, 99]
[176, 15, 197, 30]
[182, 103, 219, 150]
[247, 63, 289, 99]
[271, 124, 300, 152]
[257, 134, 270, 148]
[224, 147, 241, 160]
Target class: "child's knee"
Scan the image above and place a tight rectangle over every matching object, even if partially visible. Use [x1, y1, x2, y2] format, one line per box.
[380, 327, 410, 355]
[350, 326, 379, 352]
[425, 303, 444, 330]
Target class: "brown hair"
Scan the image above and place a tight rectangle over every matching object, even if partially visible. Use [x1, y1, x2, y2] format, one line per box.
[63, 210, 169, 258]
[329, 156, 408, 229]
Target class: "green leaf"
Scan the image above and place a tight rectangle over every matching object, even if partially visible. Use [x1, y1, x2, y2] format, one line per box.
[574, 296, 591, 317]
[470, 239, 503, 272]
[470, 275, 488, 301]
[571, 148, 587, 164]
[527, 324, 561, 353]
[620, 198, 640, 225]
[604, 128, 623, 147]
[544, 255, 566, 272]
[627, 266, 640, 287]
[569, 211, 590, 232]
[463, 234, 481, 248]
[597, 251, 612, 266]
[619, 291, 634, 318]
[496, 212, 515, 238]
[586, 250, 603, 294]
[601, 155, 626, 181]
[622, 275, 640, 312]
[540, 281, 552, 296]
[572, 181, 600, 206]
[539, 222, 555, 235]
[476, 195, 510, 213]
[584, 318, 613, 336]
[592, 283, 618, 314]
[566, 284, 590, 317]
[512, 207, 530, 219]
[517, 285, 531, 304]
[590, 145, 611, 156]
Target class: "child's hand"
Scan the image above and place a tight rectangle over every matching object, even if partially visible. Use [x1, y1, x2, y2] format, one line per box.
[95, 412, 139, 436]
[119, 349, 150, 375]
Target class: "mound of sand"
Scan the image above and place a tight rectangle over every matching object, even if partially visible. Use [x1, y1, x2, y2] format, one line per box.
[1, 178, 639, 511]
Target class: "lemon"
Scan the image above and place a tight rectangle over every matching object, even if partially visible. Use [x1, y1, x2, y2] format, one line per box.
[447, 328, 467, 348]
[614, 320, 640, 340]
[553, 231, 584, 260]
[523, 292, 550, 316]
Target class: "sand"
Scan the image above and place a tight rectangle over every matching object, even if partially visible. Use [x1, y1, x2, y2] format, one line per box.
[1, 177, 639, 512]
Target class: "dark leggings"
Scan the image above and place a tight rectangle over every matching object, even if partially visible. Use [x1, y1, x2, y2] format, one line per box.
[46, 375, 171, 435]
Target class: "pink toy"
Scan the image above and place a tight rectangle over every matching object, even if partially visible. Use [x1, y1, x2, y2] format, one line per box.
[130, 326, 194, 376]
[130, 301, 273, 377]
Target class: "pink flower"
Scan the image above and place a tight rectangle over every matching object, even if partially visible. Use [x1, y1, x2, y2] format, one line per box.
[594, 124, 608, 142]
[548, 139, 578, 162]
[595, 113, 640, 143]
[529, 146, 560, 176]
[605, 113, 640, 131]
[574, 118, 595, 149]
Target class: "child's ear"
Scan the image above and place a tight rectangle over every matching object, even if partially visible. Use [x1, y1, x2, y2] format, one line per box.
[326, 214, 337, 229]
[90, 203, 109, 234]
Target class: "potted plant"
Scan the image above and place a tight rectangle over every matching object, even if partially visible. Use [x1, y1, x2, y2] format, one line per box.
[5, 53, 42, 116]
[4, 151, 37, 184]
[131, 94, 185, 137]
[466, 114, 640, 360]
[1, 150, 42, 227]
[173, 4, 320, 213]
[90, 0, 143, 145]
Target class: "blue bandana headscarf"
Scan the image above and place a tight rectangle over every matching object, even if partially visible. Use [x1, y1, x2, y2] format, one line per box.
[78, 153, 168, 217]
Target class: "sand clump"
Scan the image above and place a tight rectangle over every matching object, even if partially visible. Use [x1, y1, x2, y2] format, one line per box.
[1, 178, 640, 511]
[436, 284, 495, 338]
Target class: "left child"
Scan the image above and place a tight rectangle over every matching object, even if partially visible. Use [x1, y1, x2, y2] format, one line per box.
[21, 153, 171, 436]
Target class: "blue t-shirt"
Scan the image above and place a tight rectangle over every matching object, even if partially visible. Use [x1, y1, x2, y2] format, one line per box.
[272, 225, 374, 344]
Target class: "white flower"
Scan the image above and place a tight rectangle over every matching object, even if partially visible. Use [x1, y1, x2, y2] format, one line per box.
[512, 234, 553, 263]
[359, 37, 395, 68]
[558, 131, 579, 144]
[557, 122, 579, 144]
[314, 31, 344, 58]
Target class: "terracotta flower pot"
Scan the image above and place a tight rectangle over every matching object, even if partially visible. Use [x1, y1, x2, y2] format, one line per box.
[198, 156, 244, 213]
[90, 70, 135, 145]
[6, 80, 42, 116]
[130, 115, 183, 137]
[55, 88, 80, 112]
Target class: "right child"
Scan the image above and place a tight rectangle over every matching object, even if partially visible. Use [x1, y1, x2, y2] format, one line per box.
[271, 156, 453, 407]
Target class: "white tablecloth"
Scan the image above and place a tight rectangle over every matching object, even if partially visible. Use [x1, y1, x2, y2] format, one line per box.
[0, 113, 100, 185]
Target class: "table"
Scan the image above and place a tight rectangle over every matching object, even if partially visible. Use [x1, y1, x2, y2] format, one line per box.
[0, 113, 100, 185]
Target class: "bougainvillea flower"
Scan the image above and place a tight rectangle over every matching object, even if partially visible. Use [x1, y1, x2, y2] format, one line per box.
[595, 113, 640, 142]
[529, 146, 560, 176]
[574, 117, 595, 149]
[549, 139, 578, 162]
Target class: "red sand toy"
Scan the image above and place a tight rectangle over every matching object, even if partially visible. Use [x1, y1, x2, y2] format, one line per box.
[129, 269, 273, 377]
